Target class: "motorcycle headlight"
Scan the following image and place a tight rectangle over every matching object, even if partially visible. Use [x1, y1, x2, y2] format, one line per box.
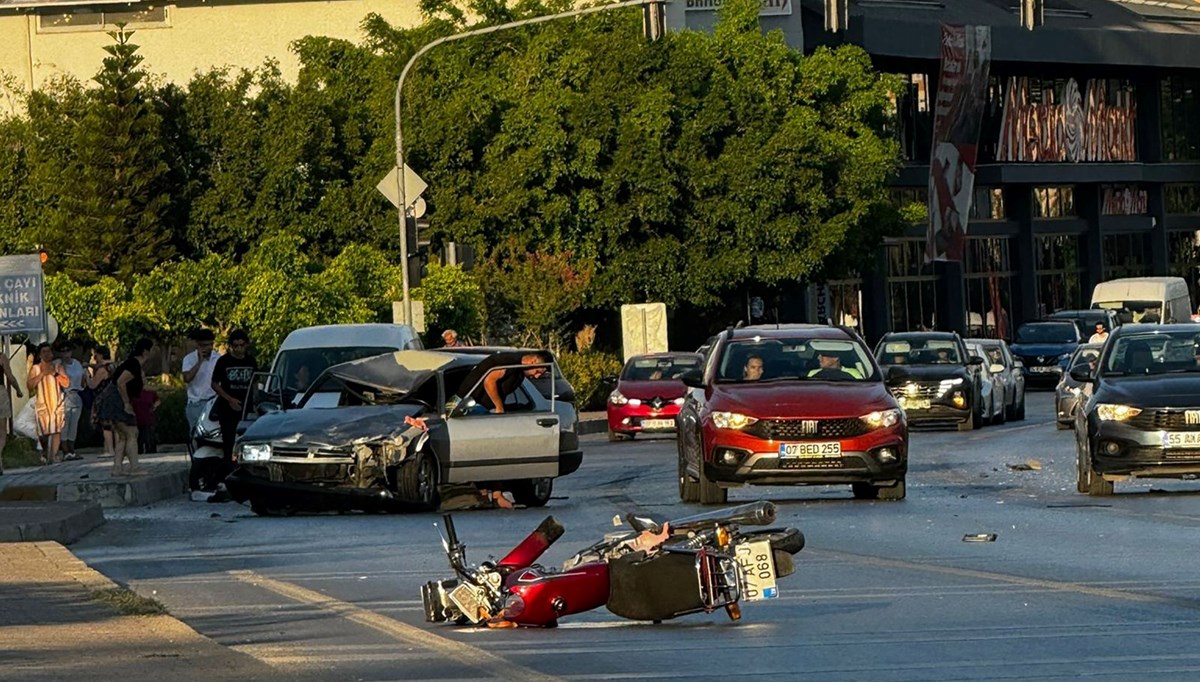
[609, 390, 628, 406]
[1095, 404, 1142, 421]
[711, 411, 759, 430]
[861, 408, 902, 430]
[241, 443, 272, 462]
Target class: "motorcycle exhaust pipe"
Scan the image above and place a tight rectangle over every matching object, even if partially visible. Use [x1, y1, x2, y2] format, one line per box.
[668, 501, 776, 532]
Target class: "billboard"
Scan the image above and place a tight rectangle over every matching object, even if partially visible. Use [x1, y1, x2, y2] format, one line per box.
[926, 25, 991, 263]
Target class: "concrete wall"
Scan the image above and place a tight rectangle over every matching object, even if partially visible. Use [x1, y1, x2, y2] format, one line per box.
[0, 0, 422, 98]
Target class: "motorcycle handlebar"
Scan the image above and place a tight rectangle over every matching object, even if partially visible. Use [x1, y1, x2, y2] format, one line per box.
[442, 513, 459, 548]
[667, 501, 776, 532]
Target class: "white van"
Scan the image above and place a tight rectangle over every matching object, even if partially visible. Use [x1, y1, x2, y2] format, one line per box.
[269, 323, 423, 407]
[1090, 277, 1192, 325]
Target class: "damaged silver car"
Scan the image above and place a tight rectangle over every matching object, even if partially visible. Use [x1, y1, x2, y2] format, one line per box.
[224, 350, 582, 516]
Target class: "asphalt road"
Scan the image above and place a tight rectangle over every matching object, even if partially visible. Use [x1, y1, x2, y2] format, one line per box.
[74, 392, 1200, 681]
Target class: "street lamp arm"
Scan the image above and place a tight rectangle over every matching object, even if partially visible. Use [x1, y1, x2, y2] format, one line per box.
[393, 0, 664, 326]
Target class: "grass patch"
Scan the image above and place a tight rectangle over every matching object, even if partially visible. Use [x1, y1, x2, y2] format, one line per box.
[91, 587, 168, 616]
[2, 437, 40, 470]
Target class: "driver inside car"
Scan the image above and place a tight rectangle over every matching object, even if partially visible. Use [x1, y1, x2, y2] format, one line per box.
[807, 349, 862, 380]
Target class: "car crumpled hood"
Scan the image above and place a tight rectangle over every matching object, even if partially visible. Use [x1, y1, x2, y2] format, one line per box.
[708, 382, 894, 419]
[1098, 375, 1200, 408]
[241, 404, 428, 448]
[615, 379, 687, 401]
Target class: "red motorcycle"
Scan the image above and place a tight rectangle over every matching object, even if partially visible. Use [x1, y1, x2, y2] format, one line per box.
[421, 501, 803, 627]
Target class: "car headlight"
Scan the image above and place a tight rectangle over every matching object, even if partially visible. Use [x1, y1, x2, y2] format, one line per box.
[861, 408, 902, 430]
[1095, 404, 1142, 421]
[938, 377, 964, 396]
[711, 411, 759, 430]
[674, 397, 685, 406]
[609, 390, 627, 405]
[241, 443, 272, 462]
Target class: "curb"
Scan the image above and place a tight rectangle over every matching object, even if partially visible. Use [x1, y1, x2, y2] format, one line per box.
[33, 539, 118, 589]
[0, 501, 105, 544]
[56, 469, 189, 508]
[578, 418, 607, 436]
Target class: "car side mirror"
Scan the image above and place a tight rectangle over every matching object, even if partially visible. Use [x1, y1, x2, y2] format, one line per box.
[680, 369, 704, 388]
[1069, 366, 1093, 383]
[990, 363, 1005, 374]
[968, 356, 985, 366]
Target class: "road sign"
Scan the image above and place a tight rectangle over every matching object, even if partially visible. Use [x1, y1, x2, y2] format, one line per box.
[0, 254, 45, 336]
[376, 165, 428, 210]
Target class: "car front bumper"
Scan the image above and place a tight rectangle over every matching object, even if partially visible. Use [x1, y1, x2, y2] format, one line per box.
[225, 467, 407, 512]
[1021, 366, 1065, 387]
[1088, 420, 1200, 478]
[1055, 390, 1081, 423]
[701, 424, 907, 486]
[607, 403, 682, 434]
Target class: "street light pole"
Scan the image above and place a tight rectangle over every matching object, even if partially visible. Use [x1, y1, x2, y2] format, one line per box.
[393, 0, 665, 326]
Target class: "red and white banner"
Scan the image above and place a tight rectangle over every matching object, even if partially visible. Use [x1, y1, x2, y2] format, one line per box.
[926, 25, 992, 263]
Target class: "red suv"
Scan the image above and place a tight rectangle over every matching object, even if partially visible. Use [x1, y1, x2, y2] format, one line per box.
[677, 325, 908, 504]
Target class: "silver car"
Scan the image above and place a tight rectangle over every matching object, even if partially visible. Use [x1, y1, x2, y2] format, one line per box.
[966, 341, 1007, 425]
[1055, 343, 1102, 430]
[966, 338, 1026, 421]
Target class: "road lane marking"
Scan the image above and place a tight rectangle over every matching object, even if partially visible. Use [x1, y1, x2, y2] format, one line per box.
[228, 569, 563, 682]
[810, 548, 1198, 608]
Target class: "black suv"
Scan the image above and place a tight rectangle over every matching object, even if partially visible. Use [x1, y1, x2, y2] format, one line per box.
[875, 331, 985, 431]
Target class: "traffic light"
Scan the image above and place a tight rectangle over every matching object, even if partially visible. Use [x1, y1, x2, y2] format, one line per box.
[408, 244, 430, 290]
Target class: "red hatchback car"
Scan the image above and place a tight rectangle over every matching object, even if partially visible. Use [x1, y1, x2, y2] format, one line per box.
[677, 325, 909, 504]
[607, 352, 703, 441]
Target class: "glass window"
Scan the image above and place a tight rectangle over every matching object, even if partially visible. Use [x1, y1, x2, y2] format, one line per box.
[895, 73, 934, 163]
[1033, 186, 1076, 218]
[969, 187, 1005, 221]
[828, 279, 863, 333]
[38, 5, 167, 31]
[887, 239, 937, 332]
[1035, 234, 1083, 315]
[1166, 184, 1200, 215]
[1168, 229, 1200, 308]
[1015, 322, 1080, 344]
[1103, 233, 1149, 280]
[877, 337, 962, 365]
[1103, 329, 1200, 376]
[621, 355, 701, 381]
[1101, 185, 1148, 215]
[964, 237, 1013, 340]
[1162, 76, 1200, 162]
[716, 337, 876, 383]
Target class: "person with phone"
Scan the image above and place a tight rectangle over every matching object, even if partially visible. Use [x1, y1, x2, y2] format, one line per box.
[182, 329, 221, 435]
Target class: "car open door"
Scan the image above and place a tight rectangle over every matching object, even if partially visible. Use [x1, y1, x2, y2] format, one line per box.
[444, 362, 560, 483]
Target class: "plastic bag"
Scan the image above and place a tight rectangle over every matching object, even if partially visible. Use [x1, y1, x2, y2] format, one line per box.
[14, 399, 38, 440]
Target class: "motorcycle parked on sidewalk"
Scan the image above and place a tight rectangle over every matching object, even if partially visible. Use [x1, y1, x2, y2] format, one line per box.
[421, 501, 804, 628]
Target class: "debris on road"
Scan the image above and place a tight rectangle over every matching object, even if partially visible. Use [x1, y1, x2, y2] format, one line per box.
[1008, 459, 1043, 471]
[963, 533, 997, 542]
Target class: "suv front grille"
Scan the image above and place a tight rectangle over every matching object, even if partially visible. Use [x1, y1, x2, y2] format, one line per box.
[1127, 409, 1200, 431]
[888, 383, 941, 400]
[744, 418, 869, 440]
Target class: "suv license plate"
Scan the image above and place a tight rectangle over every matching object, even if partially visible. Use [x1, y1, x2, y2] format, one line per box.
[779, 442, 841, 458]
[734, 539, 778, 601]
[899, 397, 931, 410]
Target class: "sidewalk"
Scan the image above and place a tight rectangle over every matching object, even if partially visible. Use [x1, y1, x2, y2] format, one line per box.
[0, 448, 190, 544]
[0, 541, 284, 681]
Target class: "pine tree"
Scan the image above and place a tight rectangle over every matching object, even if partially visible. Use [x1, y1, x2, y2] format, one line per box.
[45, 26, 172, 284]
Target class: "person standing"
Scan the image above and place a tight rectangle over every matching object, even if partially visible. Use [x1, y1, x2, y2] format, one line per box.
[0, 348, 24, 475]
[132, 387, 160, 454]
[106, 338, 153, 476]
[210, 329, 256, 478]
[181, 329, 220, 436]
[27, 342, 68, 465]
[55, 340, 86, 461]
[88, 346, 117, 458]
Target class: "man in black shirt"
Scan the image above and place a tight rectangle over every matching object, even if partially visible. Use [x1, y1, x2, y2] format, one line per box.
[211, 329, 257, 470]
[456, 351, 549, 414]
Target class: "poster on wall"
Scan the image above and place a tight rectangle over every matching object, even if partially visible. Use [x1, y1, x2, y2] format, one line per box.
[926, 24, 992, 263]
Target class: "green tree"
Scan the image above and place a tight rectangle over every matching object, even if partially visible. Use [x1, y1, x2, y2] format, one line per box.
[42, 28, 172, 284]
[413, 261, 485, 342]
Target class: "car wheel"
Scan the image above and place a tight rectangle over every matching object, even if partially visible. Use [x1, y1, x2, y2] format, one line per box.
[958, 410, 976, 432]
[877, 478, 906, 501]
[994, 398, 1007, 425]
[1075, 442, 1089, 494]
[851, 482, 879, 499]
[1015, 396, 1026, 421]
[1085, 458, 1114, 496]
[511, 477, 553, 507]
[679, 447, 700, 503]
[697, 440, 727, 506]
[398, 452, 440, 511]
[608, 429, 629, 442]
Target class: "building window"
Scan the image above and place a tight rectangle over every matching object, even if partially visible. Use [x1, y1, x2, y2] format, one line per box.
[1167, 184, 1200, 215]
[895, 73, 933, 163]
[1103, 233, 1149, 279]
[1101, 185, 1148, 215]
[964, 237, 1013, 339]
[1168, 229, 1200, 308]
[823, 279, 863, 334]
[887, 240, 937, 332]
[1035, 234, 1083, 315]
[38, 6, 168, 32]
[970, 187, 1006, 221]
[1162, 76, 1200, 161]
[1033, 186, 1076, 218]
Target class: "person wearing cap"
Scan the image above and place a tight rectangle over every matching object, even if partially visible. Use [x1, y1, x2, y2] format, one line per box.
[808, 349, 863, 380]
[1089, 323, 1109, 344]
[182, 329, 221, 435]
[441, 329, 461, 348]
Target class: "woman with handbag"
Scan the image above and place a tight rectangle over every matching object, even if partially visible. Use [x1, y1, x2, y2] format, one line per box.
[27, 342, 68, 465]
[88, 345, 116, 458]
[0, 349, 24, 474]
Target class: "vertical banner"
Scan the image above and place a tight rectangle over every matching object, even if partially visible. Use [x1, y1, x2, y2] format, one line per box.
[926, 25, 992, 263]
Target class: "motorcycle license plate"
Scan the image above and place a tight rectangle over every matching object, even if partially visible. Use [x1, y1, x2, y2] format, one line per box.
[734, 539, 778, 601]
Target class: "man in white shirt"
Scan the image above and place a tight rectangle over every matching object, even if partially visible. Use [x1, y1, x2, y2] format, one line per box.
[56, 340, 87, 461]
[1088, 322, 1109, 344]
[182, 329, 221, 436]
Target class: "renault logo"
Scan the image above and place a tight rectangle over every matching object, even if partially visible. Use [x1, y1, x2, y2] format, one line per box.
[650, 397, 665, 409]
[800, 420, 819, 435]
